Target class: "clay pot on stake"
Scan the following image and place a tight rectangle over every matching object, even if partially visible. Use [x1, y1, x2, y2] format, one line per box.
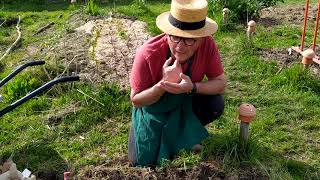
[239, 103, 256, 141]
[301, 49, 315, 69]
[64, 172, 71, 180]
[247, 20, 256, 40]
[222, 8, 230, 24]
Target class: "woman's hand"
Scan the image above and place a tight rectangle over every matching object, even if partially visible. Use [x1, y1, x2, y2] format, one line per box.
[162, 57, 182, 83]
[160, 73, 193, 94]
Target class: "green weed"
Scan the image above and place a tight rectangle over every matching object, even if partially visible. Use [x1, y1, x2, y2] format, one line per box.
[86, 0, 100, 16]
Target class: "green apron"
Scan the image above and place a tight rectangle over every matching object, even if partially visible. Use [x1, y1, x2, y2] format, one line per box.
[132, 92, 209, 166]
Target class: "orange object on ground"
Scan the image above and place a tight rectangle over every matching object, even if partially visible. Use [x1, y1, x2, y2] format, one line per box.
[239, 103, 256, 123]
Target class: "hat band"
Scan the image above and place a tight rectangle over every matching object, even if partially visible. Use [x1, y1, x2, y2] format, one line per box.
[168, 14, 206, 30]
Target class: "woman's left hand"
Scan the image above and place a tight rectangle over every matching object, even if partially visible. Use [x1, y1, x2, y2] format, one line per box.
[160, 73, 193, 94]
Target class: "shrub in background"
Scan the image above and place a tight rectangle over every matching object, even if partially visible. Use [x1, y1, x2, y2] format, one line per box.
[208, 0, 284, 22]
[86, 0, 100, 16]
[0, 0, 46, 3]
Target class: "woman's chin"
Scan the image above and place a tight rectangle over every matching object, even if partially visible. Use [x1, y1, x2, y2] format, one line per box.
[177, 58, 188, 64]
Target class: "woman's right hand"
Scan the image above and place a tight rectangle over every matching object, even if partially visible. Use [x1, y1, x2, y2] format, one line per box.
[162, 57, 182, 83]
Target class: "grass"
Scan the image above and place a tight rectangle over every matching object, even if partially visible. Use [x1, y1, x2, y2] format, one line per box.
[0, 0, 320, 179]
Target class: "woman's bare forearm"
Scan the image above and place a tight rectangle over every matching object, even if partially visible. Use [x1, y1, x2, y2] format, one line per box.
[195, 74, 226, 95]
[130, 81, 166, 108]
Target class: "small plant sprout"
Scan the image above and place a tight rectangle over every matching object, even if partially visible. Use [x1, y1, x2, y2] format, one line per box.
[238, 103, 256, 141]
[222, 8, 230, 24]
[301, 49, 315, 69]
[247, 20, 256, 40]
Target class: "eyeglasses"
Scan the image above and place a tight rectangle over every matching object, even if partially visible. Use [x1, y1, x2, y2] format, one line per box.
[169, 35, 197, 46]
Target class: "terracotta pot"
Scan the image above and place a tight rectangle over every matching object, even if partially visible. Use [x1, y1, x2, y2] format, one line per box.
[301, 49, 315, 65]
[302, 57, 313, 65]
[239, 103, 256, 123]
[247, 20, 256, 33]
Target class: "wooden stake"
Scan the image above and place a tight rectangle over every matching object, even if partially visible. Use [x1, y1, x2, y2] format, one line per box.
[33, 22, 54, 36]
[0, 19, 6, 28]
[0, 16, 21, 62]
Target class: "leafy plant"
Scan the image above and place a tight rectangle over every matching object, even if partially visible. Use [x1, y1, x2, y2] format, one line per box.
[3, 75, 42, 102]
[135, 0, 147, 5]
[208, 0, 284, 22]
[86, 0, 99, 16]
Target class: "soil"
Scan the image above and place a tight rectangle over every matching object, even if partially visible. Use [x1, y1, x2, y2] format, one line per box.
[259, 4, 320, 26]
[258, 4, 320, 75]
[44, 101, 81, 126]
[257, 47, 301, 72]
[45, 12, 150, 90]
[76, 157, 267, 180]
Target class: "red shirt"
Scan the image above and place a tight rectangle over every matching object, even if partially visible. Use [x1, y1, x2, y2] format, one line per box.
[130, 33, 224, 93]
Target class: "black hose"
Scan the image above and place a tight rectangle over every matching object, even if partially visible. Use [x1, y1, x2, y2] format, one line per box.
[0, 61, 45, 88]
[0, 76, 79, 117]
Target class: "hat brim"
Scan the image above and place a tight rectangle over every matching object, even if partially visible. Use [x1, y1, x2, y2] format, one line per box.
[156, 12, 218, 38]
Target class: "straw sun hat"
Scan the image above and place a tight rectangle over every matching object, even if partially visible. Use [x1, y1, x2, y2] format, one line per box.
[156, 0, 218, 38]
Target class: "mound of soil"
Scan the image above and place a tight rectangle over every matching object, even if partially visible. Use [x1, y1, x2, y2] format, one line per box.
[49, 12, 150, 90]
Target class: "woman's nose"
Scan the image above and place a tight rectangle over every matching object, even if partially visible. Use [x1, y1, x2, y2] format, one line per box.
[176, 39, 186, 49]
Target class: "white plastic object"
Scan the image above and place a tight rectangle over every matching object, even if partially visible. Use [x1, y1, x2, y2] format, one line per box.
[22, 168, 31, 178]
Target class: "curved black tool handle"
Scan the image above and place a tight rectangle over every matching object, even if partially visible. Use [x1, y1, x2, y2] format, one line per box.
[0, 75, 79, 117]
[24, 61, 45, 66]
[0, 60, 46, 88]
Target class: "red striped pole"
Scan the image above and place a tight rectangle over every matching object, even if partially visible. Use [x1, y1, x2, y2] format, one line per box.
[301, 0, 310, 51]
[312, 0, 320, 50]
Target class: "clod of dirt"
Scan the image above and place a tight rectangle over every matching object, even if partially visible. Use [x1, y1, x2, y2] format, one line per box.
[44, 102, 80, 126]
[238, 165, 268, 180]
[36, 171, 59, 180]
[26, 46, 41, 57]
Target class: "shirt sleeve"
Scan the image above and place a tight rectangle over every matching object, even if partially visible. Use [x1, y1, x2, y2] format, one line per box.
[130, 48, 153, 93]
[205, 38, 224, 79]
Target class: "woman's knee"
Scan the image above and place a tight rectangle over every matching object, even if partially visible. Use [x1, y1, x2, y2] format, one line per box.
[210, 95, 224, 119]
[192, 94, 224, 126]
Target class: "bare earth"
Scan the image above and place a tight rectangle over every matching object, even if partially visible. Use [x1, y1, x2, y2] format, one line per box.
[48, 13, 150, 90]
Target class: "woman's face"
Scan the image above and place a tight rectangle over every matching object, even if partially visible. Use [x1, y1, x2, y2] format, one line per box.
[167, 35, 203, 64]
